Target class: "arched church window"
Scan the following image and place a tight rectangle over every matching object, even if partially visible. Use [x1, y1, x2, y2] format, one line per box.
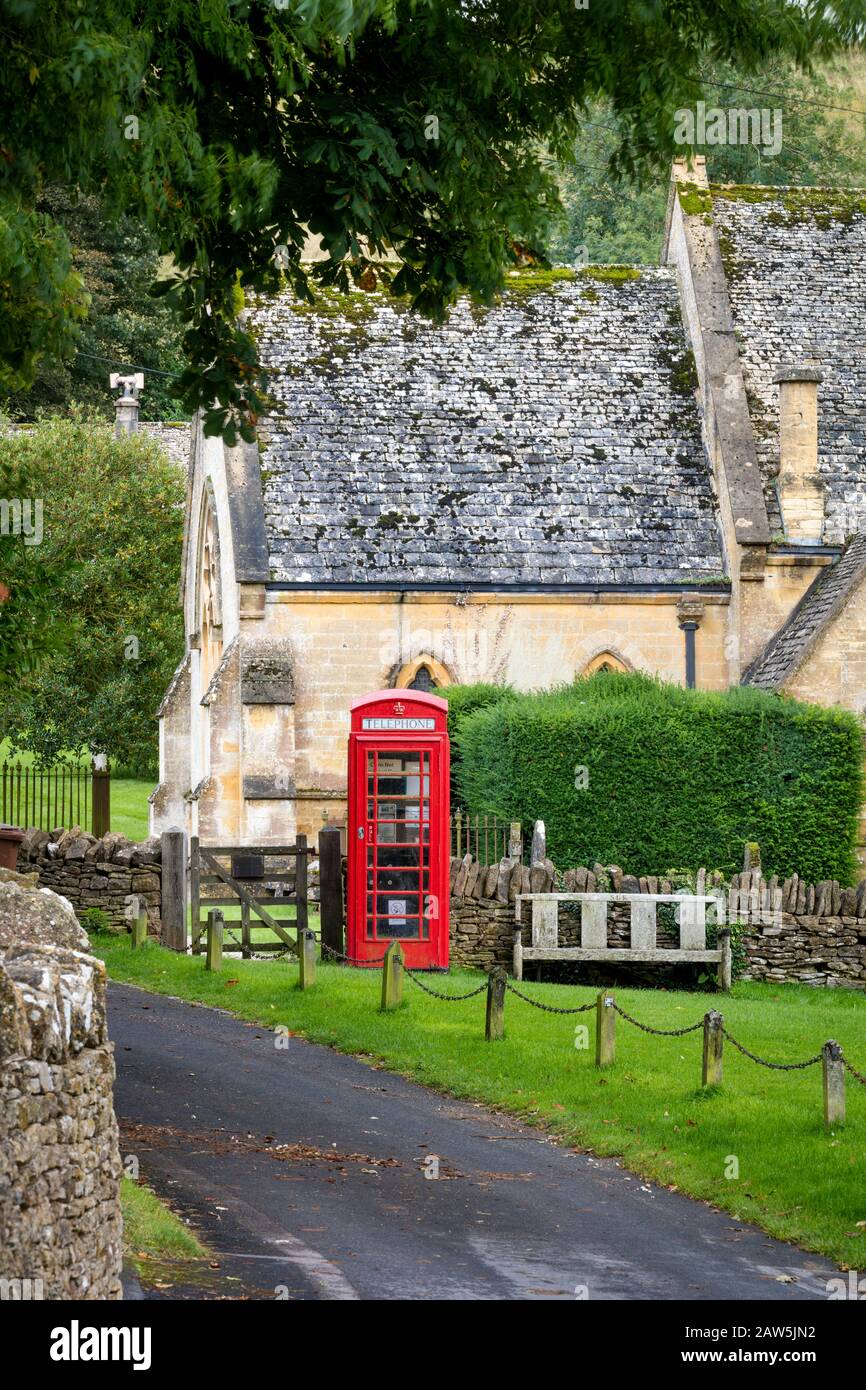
[394, 655, 452, 690]
[581, 651, 630, 677]
[408, 664, 437, 692]
[198, 493, 223, 693]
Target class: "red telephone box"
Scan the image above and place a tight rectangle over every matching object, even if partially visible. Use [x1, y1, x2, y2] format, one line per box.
[347, 690, 450, 969]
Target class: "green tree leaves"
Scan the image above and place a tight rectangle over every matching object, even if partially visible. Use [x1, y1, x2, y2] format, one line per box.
[1, 415, 184, 771]
[0, 1, 857, 439]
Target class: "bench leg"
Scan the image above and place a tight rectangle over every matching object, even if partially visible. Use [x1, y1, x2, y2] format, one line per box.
[512, 927, 523, 981]
[718, 930, 732, 992]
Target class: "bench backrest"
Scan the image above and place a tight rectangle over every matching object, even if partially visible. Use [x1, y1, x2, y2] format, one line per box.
[515, 892, 723, 954]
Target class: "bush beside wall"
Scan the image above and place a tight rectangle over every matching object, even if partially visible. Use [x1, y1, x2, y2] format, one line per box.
[455, 673, 864, 884]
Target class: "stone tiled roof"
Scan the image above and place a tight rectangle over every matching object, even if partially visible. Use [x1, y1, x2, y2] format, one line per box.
[250, 270, 725, 587]
[711, 187, 866, 542]
[742, 532, 866, 689]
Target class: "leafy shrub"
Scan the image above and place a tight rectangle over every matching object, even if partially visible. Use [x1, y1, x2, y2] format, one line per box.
[454, 671, 864, 884]
[78, 907, 110, 935]
[443, 682, 516, 807]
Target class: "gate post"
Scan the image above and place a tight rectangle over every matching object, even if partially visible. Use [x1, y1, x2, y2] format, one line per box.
[160, 827, 187, 952]
[318, 825, 344, 959]
[189, 836, 200, 953]
[92, 759, 110, 838]
[295, 834, 308, 940]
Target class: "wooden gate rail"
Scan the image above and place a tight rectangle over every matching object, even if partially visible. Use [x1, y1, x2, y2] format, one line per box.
[189, 837, 312, 957]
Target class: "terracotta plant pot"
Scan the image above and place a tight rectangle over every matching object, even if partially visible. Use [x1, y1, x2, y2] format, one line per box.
[0, 825, 25, 871]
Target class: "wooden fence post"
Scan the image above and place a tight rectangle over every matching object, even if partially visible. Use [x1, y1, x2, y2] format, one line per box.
[160, 827, 187, 952]
[595, 990, 616, 1067]
[92, 761, 111, 838]
[318, 826, 344, 960]
[823, 1040, 845, 1129]
[298, 927, 317, 990]
[717, 926, 732, 992]
[295, 834, 308, 942]
[485, 967, 507, 1041]
[702, 1010, 724, 1086]
[189, 836, 200, 953]
[131, 903, 148, 949]
[380, 941, 404, 1010]
[205, 909, 223, 972]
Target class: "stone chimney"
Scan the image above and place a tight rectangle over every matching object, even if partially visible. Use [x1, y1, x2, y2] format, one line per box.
[774, 364, 823, 542]
[110, 372, 144, 437]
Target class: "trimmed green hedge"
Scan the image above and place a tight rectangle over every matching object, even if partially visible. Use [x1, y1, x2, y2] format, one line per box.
[444, 682, 516, 806]
[453, 672, 864, 884]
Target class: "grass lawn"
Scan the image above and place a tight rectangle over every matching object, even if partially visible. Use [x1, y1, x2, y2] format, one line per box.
[109, 779, 155, 841]
[121, 1176, 210, 1287]
[95, 934, 866, 1270]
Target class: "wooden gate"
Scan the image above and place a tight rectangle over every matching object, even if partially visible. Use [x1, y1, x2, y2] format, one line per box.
[189, 836, 313, 956]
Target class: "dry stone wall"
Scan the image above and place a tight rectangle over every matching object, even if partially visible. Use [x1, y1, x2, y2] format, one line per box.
[17, 826, 162, 935]
[0, 872, 123, 1299]
[449, 854, 866, 989]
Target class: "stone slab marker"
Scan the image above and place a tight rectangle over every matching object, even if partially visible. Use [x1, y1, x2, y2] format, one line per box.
[508, 822, 522, 863]
[530, 820, 546, 867]
[160, 827, 186, 951]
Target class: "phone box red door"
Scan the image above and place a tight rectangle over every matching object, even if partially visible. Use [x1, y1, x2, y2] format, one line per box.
[347, 690, 450, 969]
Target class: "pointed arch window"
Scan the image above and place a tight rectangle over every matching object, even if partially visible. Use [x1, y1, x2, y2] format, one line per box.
[394, 655, 452, 690]
[197, 491, 223, 693]
[581, 651, 631, 677]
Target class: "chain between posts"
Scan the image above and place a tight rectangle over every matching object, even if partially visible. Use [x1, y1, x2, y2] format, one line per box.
[153, 929, 866, 1081]
[505, 980, 596, 1014]
[720, 1027, 823, 1071]
[611, 1002, 704, 1037]
[402, 966, 487, 1001]
[842, 1054, 866, 1086]
[321, 943, 388, 967]
[222, 927, 294, 962]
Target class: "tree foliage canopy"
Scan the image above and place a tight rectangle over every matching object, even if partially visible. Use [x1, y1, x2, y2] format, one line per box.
[1, 0, 861, 440]
[549, 54, 866, 267]
[0, 415, 184, 772]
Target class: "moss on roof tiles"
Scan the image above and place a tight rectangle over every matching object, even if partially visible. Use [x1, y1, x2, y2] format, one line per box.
[710, 184, 866, 225]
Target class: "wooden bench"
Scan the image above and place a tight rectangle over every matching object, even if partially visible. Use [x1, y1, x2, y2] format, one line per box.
[513, 891, 731, 990]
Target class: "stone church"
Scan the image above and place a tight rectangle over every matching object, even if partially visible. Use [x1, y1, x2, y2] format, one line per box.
[149, 159, 866, 849]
